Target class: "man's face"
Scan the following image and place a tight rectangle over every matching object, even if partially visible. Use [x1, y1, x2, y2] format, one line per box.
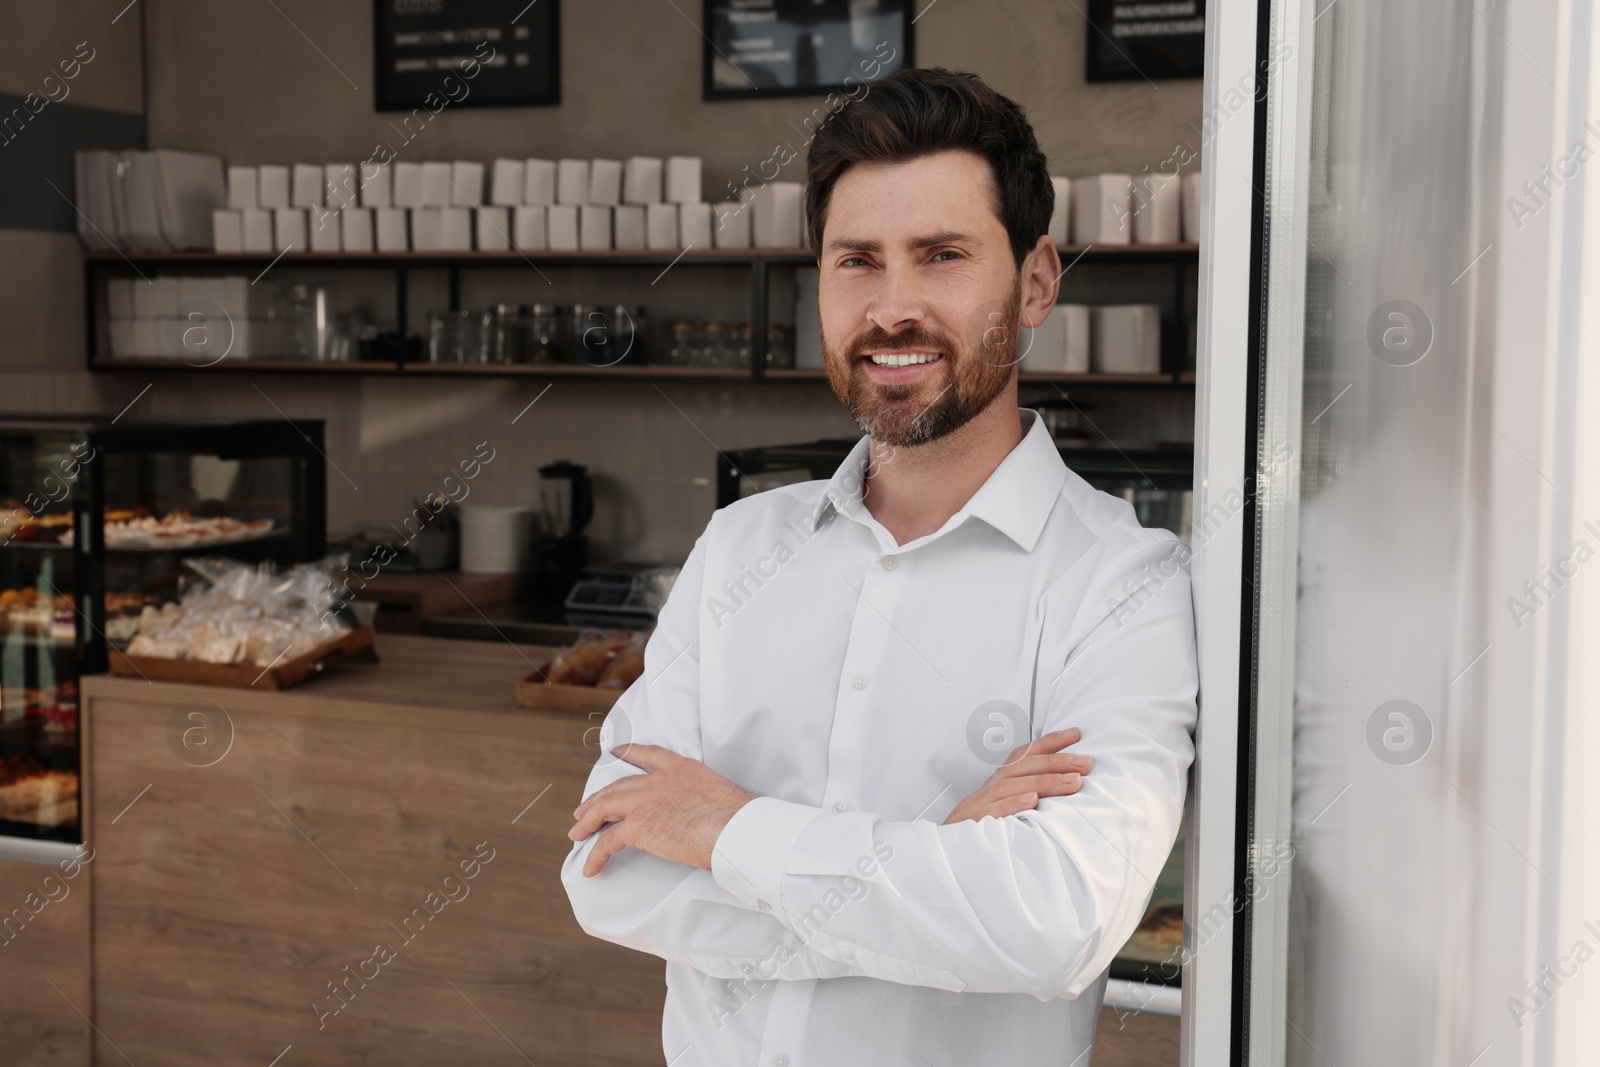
[817, 150, 1023, 447]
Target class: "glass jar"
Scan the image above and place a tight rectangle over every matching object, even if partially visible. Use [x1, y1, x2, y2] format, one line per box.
[482, 303, 523, 365]
[727, 323, 752, 370]
[700, 322, 727, 367]
[571, 303, 608, 365]
[526, 303, 561, 364]
[765, 323, 795, 368]
[669, 321, 694, 365]
[427, 309, 480, 364]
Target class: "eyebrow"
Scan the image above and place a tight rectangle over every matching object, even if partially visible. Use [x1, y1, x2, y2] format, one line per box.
[824, 231, 977, 254]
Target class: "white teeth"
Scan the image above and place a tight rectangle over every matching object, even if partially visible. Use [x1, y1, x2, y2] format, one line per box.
[868, 353, 941, 367]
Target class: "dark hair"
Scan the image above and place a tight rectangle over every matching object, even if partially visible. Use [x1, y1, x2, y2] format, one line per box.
[804, 67, 1053, 268]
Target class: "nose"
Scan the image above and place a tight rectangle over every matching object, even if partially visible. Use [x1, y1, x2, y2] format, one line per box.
[865, 256, 929, 339]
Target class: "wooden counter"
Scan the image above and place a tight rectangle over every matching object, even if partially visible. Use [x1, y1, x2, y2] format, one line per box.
[64, 634, 664, 1067]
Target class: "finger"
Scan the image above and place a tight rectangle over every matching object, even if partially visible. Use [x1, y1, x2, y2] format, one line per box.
[986, 772, 1083, 802]
[611, 742, 677, 772]
[980, 792, 1039, 820]
[1001, 728, 1082, 767]
[571, 774, 646, 823]
[570, 791, 639, 840]
[583, 824, 630, 877]
[994, 752, 1094, 779]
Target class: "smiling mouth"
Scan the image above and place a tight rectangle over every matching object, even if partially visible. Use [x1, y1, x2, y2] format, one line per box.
[863, 352, 944, 368]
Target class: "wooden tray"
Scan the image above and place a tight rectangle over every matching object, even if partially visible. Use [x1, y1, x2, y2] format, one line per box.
[514, 660, 623, 714]
[108, 626, 375, 690]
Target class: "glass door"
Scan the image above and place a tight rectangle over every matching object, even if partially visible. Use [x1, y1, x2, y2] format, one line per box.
[1195, 0, 1600, 1063]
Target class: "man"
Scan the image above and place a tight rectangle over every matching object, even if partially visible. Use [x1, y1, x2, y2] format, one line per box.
[562, 66, 1197, 1065]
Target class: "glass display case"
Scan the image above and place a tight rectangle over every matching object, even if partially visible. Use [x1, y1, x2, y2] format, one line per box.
[716, 432, 1193, 991]
[0, 416, 326, 849]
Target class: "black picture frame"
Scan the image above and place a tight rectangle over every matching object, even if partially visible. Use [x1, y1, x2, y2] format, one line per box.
[374, 0, 560, 112]
[703, 0, 913, 102]
[1085, 0, 1205, 83]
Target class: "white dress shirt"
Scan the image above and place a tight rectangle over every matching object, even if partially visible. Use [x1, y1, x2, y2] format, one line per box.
[562, 408, 1198, 1066]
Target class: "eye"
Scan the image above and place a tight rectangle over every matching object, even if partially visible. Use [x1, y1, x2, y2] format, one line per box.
[839, 255, 870, 268]
[929, 249, 962, 263]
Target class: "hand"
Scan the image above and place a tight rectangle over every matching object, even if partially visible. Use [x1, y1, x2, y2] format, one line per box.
[942, 728, 1093, 825]
[568, 743, 759, 877]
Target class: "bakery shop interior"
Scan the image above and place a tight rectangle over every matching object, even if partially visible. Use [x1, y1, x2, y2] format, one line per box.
[2, 2, 1595, 1066]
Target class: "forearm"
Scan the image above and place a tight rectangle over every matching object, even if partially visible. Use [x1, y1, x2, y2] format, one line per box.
[561, 833, 869, 982]
[710, 772, 1185, 999]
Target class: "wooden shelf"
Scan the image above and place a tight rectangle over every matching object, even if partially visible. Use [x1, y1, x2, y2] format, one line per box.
[82, 244, 1198, 269]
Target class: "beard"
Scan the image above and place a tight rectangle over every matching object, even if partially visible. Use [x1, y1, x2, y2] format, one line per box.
[822, 275, 1022, 448]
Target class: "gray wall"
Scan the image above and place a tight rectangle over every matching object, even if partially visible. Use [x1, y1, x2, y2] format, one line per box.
[2, 0, 1201, 563]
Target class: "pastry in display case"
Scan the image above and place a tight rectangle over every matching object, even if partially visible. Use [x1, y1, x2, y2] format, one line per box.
[0, 416, 326, 847]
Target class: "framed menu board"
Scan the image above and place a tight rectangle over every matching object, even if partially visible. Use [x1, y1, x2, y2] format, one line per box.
[1085, 0, 1205, 82]
[704, 0, 913, 101]
[374, 0, 560, 111]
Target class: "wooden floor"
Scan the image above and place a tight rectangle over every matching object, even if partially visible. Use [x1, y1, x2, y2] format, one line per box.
[1092, 1005, 1181, 1065]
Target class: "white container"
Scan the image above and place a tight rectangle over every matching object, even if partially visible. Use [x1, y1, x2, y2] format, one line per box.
[133, 276, 179, 318]
[212, 209, 244, 253]
[1072, 174, 1132, 244]
[1020, 305, 1067, 372]
[107, 320, 135, 358]
[241, 208, 274, 252]
[557, 159, 590, 205]
[438, 206, 472, 251]
[342, 207, 375, 252]
[679, 202, 713, 249]
[666, 156, 702, 203]
[325, 163, 360, 211]
[513, 205, 547, 250]
[309, 208, 342, 252]
[226, 166, 258, 210]
[624, 156, 663, 203]
[1182, 170, 1203, 243]
[588, 158, 623, 205]
[1132, 172, 1181, 244]
[1048, 176, 1071, 246]
[258, 165, 290, 209]
[460, 505, 535, 575]
[579, 204, 612, 250]
[274, 208, 308, 252]
[360, 161, 392, 208]
[411, 207, 441, 251]
[1091, 305, 1161, 374]
[475, 206, 511, 251]
[421, 162, 453, 207]
[490, 158, 524, 206]
[750, 181, 803, 247]
[523, 158, 556, 205]
[646, 202, 678, 249]
[613, 204, 646, 249]
[451, 161, 484, 207]
[375, 207, 410, 252]
[548, 204, 580, 250]
[291, 163, 324, 208]
[1063, 304, 1091, 373]
[392, 161, 424, 208]
[712, 201, 750, 248]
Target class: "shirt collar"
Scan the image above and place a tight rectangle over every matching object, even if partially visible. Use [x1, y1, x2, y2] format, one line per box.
[812, 408, 1068, 553]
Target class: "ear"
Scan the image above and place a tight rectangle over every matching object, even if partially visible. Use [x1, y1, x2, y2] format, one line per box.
[1017, 235, 1063, 329]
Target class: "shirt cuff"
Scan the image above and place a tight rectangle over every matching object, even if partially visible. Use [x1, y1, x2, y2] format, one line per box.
[710, 796, 823, 912]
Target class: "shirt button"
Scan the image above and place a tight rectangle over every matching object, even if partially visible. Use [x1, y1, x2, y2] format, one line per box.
[833, 801, 847, 812]
[882, 555, 898, 570]
[773, 1057, 790, 1067]
[757, 899, 772, 911]
[852, 674, 868, 690]
[840, 951, 855, 963]
[740, 963, 754, 974]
